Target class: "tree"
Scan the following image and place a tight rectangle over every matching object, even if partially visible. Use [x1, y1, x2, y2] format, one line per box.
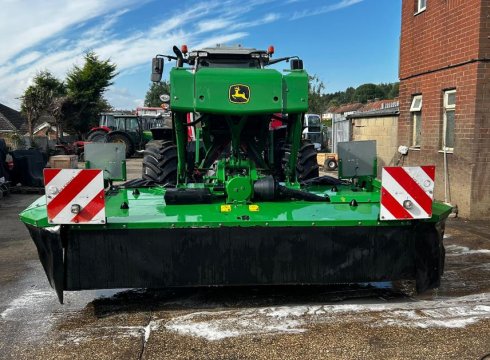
[20, 71, 65, 137]
[144, 81, 170, 107]
[49, 96, 70, 141]
[308, 76, 327, 115]
[353, 83, 385, 103]
[344, 87, 356, 103]
[64, 52, 117, 136]
[387, 82, 399, 99]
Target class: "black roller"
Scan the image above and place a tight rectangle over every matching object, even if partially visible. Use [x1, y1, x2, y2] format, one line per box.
[164, 188, 212, 205]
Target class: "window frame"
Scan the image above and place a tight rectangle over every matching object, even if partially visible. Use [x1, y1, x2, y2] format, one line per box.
[412, 112, 422, 148]
[415, 0, 427, 14]
[442, 90, 456, 152]
[410, 95, 423, 148]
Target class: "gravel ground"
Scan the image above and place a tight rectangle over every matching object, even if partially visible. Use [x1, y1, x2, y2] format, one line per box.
[0, 159, 489, 359]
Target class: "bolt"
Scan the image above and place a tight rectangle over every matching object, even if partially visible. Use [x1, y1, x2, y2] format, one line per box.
[403, 200, 413, 210]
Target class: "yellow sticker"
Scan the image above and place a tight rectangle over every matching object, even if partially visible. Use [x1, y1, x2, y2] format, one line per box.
[248, 204, 260, 212]
[220, 204, 232, 213]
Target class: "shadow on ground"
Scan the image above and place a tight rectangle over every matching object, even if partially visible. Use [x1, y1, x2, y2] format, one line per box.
[90, 283, 412, 318]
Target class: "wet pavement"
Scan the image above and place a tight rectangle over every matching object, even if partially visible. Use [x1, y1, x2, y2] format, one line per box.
[1, 189, 490, 359]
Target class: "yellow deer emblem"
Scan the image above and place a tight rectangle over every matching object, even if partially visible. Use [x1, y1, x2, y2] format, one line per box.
[229, 84, 250, 103]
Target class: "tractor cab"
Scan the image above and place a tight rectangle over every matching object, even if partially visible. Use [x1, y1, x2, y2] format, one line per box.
[187, 45, 268, 69]
[302, 114, 324, 150]
[87, 112, 164, 158]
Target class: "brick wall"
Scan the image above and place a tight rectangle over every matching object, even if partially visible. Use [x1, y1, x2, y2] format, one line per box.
[399, 0, 490, 219]
[400, 0, 482, 80]
[399, 63, 479, 217]
[471, 61, 490, 218]
[472, 1, 490, 218]
[351, 116, 399, 175]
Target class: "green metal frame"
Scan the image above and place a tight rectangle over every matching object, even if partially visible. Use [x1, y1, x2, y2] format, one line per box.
[19, 183, 453, 230]
[165, 64, 310, 203]
[19, 50, 453, 232]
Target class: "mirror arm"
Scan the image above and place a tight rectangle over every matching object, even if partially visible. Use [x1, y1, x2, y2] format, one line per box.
[266, 56, 299, 66]
[156, 54, 178, 61]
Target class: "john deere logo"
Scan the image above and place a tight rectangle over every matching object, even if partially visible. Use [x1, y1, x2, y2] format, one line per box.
[229, 84, 250, 104]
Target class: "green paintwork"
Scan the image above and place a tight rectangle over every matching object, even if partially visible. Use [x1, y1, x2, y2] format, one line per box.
[19, 182, 453, 230]
[142, 130, 153, 143]
[169, 67, 308, 114]
[195, 68, 282, 114]
[167, 59, 309, 189]
[286, 113, 303, 183]
[226, 176, 253, 202]
[282, 71, 309, 113]
[169, 68, 194, 112]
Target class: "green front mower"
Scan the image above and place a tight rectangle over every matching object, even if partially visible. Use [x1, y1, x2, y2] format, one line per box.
[20, 45, 451, 303]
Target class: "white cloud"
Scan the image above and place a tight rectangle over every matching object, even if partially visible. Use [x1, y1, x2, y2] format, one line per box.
[0, 0, 143, 64]
[291, 0, 364, 20]
[0, 0, 362, 110]
[197, 19, 233, 33]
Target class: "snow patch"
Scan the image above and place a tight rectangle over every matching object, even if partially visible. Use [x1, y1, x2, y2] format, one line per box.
[0, 288, 60, 342]
[61, 321, 163, 345]
[1, 289, 56, 321]
[165, 293, 490, 340]
[165, 310, 306, 341]
[446, 244, 490, 256]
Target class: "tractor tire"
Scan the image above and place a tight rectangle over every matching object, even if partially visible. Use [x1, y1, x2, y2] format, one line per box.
[142, 140, 177, 185]
[106, 133, 134, 158]
[325, 158, 338, 171]
[295, 140, 320, 181]
[278, 140, 319, 181]
[86, 130, 107, 143]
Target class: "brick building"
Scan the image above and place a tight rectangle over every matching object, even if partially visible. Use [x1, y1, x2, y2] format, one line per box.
[399, 0, 490, 219]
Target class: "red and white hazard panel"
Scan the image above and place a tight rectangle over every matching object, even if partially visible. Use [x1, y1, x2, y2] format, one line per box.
[44, 169, 105, 225]
[380, 166, 435, 220]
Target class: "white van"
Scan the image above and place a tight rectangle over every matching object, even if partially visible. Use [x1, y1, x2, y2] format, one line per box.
[303, 113, 323, 150]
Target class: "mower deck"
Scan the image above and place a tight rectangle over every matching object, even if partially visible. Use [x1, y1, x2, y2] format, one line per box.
[20, 184, 451, 303]
[20, 183, 451, 229]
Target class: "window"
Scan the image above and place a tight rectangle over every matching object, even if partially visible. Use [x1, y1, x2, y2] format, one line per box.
[410, 95, 422, 148]
[442, 90, 456, 151]
[128, 118, 139, 131]
[114, 117, 126, 131]
[416, 0, 427, 13]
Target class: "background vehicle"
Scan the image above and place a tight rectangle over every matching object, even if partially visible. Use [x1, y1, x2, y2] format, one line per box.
[302, 113, 324, 151]
[53, 140, 85, 160]
[86, 111, 171, 157]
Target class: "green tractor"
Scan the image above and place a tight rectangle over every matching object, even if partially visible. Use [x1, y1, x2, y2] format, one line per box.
[19, 44, 452, 303]
[86, 112, 170, 158]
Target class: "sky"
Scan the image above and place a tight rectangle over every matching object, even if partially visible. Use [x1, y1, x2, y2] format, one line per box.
[0, 0, 402, 111]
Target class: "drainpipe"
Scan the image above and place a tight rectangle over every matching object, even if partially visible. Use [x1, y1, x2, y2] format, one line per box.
[443, 146, 450, 204]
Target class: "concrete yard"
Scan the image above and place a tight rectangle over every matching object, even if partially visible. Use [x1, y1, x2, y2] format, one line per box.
[0, 160, 489, 359]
